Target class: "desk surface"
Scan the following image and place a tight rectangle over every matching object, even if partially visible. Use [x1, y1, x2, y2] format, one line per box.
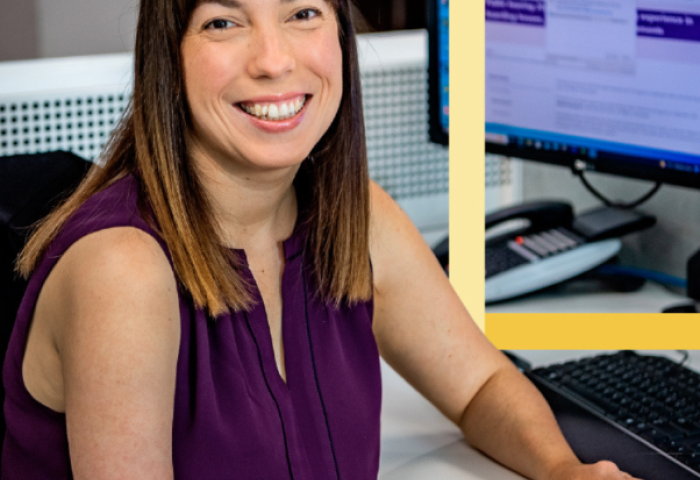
[378, 350, 700, 479]
[378, 359, 525, 479]
[485, 281, 688, 313]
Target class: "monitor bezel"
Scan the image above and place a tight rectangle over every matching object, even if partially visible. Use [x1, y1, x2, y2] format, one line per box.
[486, 138, 700, 190]
[427, 0, 448, 146]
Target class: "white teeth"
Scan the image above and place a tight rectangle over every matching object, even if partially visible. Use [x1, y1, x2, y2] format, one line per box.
[241, 96, 307, 121]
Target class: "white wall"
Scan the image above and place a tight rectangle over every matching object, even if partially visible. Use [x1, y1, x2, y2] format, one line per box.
[0, 0, 38, 61]
[0, 0, 137, 61]
[37, 0, 138, 58]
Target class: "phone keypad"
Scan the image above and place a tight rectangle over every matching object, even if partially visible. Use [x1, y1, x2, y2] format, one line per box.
[486, 227, 585, 279]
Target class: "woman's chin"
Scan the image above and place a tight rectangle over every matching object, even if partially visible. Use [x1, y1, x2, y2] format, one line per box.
[227, 148, 310, 174]
[191, 138, 310, 176]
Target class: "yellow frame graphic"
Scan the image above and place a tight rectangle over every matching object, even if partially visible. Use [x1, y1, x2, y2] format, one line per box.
[450, 2, 698, 349]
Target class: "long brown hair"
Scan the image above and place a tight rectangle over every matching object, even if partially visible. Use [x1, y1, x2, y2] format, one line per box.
[17, 0, 371, 316]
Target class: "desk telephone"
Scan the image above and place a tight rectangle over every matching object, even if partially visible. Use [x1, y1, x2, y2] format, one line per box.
[485, 201, 654, 303]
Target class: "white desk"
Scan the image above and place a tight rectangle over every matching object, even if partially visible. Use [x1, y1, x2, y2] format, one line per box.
[378, 359, 526, 479]
[378, 350, 700, 479]
[486, 282, 688, 313]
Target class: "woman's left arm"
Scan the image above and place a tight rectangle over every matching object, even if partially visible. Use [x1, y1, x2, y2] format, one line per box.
[369, 182, 639, 480]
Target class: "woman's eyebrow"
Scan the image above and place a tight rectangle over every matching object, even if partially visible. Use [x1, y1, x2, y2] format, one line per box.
[199, 0, 243, 8]
[198, 0, 301, 7]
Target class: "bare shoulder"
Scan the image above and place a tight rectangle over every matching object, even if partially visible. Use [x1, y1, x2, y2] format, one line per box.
[42, 226, 179, 338]
[30, 226, 179, 477]
[56, 226, 175, 299]
[29, 227, 180, 406]
[45, 225, 181, 366]
[368, 179, 409, 235]
[368, 180, 441, 291]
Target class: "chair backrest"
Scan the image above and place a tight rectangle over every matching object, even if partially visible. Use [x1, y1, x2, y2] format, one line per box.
[0, 150, 90, 448]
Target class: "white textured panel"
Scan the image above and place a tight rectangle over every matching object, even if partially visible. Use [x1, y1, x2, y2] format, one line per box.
[485, 154, 522, 214]
[0, 91, 130, 159]
[0, 53, 132, 160]
[358, 31, 449, 236]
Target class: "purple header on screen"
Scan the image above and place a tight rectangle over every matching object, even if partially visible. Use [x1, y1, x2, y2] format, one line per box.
[638, 10, 700, 42]
[486, 0, 545, 27]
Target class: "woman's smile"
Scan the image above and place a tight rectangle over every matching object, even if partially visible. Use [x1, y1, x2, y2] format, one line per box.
[238, 93, 309, 121]
[236, 93, 311, 133]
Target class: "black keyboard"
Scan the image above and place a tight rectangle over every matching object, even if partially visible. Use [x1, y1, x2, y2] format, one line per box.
[527, 351, 700, 480]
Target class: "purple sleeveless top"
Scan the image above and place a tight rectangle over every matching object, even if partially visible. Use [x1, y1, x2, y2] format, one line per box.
[2, 175, 382, 479]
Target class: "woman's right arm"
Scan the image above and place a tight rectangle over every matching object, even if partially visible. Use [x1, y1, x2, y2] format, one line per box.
[44, 227, 180, 479]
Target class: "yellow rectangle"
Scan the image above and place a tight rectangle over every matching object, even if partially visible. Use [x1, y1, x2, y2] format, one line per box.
[486, 313, 700, 349]
[451, 0, 486, 331]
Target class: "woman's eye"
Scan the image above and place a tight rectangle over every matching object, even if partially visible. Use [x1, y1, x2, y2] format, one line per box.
[205, 19, 235, 30]
[292, 8, 320, 21]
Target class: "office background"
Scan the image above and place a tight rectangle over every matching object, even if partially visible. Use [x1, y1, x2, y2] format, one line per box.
[7, 0, 697, 296]
[0, 0, 449, 244]
[0, 0, 139, 61]
[485, 158, 700, 312]
[519, 162, 700, 282]
[4, 1, 698, 290]
[0, 0, 429, 62]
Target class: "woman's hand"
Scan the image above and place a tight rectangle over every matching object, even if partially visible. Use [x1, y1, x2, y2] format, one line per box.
[546, 459, 642, 480]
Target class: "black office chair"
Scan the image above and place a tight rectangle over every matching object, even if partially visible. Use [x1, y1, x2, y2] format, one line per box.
[0, 151, 91, 449]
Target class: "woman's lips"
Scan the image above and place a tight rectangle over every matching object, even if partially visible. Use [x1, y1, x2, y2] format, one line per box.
[238, 94, 308, 121]
[236, 94, 310, 133]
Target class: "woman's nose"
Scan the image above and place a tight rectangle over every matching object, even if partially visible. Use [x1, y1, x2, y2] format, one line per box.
[247, 28, 296, 79]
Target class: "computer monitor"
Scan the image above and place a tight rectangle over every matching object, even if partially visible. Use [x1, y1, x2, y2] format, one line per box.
[428, 0, 449, 145]
[485, 1, 700, 189]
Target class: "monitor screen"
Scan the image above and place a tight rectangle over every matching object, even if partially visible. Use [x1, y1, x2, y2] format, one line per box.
[429, 0, 449, 145]
[485, 0, 700, 189]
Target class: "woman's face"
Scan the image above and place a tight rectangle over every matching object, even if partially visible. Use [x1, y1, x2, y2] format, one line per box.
[181, 0, 343, 173]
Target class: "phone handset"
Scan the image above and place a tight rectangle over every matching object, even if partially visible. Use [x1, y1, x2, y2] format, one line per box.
[486, 200, 574, 233]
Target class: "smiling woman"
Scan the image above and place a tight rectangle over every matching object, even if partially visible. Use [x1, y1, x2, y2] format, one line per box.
[4, 0, 643, 479]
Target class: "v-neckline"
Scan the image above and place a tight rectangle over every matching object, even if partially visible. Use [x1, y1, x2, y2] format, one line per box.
[237, 224, 305, 390]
